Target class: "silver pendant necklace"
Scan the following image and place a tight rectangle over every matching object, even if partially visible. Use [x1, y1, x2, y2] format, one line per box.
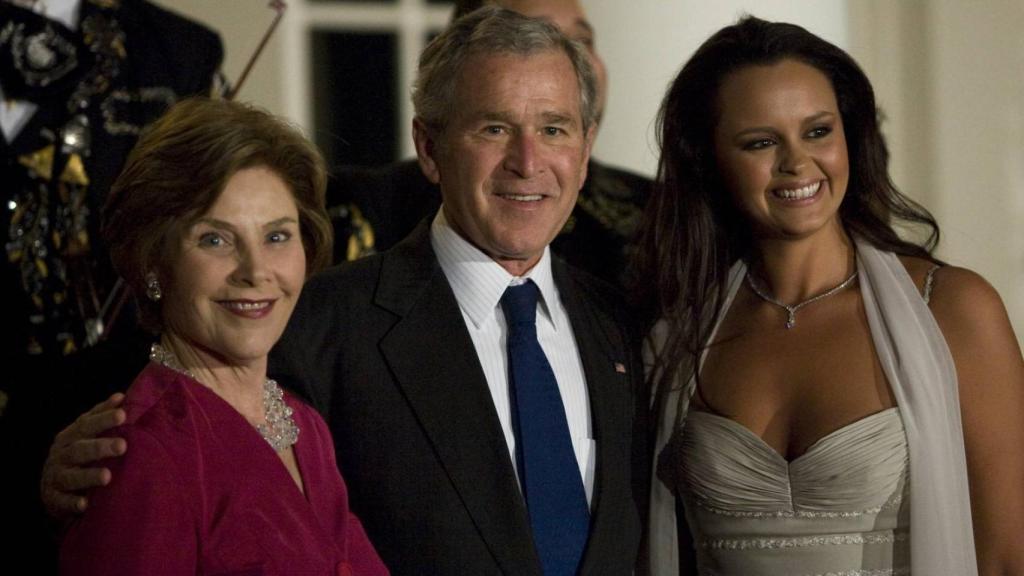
[149, 343, 299, 451]
[745, 268, 858, 329]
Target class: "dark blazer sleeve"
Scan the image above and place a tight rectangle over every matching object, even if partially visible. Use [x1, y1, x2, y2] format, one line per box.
[269, 262, 363, 414]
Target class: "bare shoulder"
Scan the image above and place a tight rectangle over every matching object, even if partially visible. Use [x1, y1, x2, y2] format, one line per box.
[896, 256, 1018, 353]
[898, 256, 1000, 320]
[918, 270, 1024, 568]
[924, 265, 1007, 332]
[919, 264, 1022, 391]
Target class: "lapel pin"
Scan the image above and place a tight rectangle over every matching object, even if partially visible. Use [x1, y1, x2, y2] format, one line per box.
[614, 362, 626, 374]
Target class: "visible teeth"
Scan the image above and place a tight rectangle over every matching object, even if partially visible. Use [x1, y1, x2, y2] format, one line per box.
[500, 194, 543, 202]
[223, 301, 269, 311]
[776, 182, 820, 199]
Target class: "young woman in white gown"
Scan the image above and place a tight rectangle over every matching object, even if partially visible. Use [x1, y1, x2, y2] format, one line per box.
[639, 16, 1024, 576]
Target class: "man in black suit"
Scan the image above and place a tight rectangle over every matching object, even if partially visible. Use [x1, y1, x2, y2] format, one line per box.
[334, 0, 651, 290]
[42, 7, 645, 575]
[274, 8, 644, 572]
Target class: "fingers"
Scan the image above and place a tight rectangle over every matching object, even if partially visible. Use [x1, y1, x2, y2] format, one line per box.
[50, 463, 112, 493]
[40, 392, 129, 519]
[52, 393, 127, 450]
[41, 490, 89, 518]
[40, 456, 113, 518]
[57, 438, 128, 466]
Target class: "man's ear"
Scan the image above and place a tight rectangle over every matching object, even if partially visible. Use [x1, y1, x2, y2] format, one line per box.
[413, 118, 442, 185]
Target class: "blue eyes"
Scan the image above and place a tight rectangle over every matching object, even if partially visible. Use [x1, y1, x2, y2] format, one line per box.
[196, 230, 292, 249]
[267, 231, 292, 243]
[198, 233, 225, 248]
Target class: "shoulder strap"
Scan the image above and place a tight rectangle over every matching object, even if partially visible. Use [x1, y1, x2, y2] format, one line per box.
[923, 264, 942, 304]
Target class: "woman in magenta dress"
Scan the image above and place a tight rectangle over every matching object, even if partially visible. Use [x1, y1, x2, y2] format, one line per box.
[60, 98, 389, 576]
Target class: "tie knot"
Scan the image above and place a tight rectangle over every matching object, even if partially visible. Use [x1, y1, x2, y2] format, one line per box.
[500, 281, 539, 326]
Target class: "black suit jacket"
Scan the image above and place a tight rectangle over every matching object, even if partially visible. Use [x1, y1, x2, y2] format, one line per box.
[271, 222, 646, 575]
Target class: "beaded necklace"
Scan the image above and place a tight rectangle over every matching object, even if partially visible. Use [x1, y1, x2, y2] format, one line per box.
[149, 343, 299, 452]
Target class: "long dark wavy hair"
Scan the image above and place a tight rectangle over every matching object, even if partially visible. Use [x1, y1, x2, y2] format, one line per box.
[635, 16, 940, 397]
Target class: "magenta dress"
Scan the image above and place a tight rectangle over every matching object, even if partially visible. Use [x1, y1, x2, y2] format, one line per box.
[60, 362, 389, 576]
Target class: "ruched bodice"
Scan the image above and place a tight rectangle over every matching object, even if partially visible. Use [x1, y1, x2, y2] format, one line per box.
[659, 407, 910, 575]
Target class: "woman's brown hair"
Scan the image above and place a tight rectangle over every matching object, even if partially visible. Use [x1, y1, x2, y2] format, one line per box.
[635, 16, 940, 400]
[103, 97, 333, 332]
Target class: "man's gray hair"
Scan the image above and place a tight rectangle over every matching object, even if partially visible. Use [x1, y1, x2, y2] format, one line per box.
[412, 6, 598, 134]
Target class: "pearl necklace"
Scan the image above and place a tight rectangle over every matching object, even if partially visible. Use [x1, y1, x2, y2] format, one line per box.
[745, 268, 858, 329]
[149, 343, 299, 452]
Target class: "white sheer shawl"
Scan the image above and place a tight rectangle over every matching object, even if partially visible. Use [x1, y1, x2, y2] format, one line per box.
[646, 238, 978, 576]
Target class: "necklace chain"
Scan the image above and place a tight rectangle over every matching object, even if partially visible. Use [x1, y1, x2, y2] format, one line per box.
[149, 343, 299, 451]
[745, 268, 858, 329]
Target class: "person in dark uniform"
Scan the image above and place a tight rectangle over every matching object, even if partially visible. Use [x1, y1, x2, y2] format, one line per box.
[0, 0, 222, 570]
[331, 0, 651, 289]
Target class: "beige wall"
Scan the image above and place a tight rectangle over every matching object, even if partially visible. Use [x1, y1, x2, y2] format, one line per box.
[849, 0, 1024, 347]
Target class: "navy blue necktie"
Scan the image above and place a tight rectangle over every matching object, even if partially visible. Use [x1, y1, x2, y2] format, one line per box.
[501, 281, 590, 576]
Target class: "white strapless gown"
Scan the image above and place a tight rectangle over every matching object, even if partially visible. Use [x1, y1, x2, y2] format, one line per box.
[658, 407, 910, 576]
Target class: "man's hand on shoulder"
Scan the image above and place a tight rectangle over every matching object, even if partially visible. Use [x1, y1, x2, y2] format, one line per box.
[41, 393, 129, 518]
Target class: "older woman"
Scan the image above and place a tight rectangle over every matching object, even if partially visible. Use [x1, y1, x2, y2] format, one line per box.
[641, 16, 1024, 576]
[59, 98, 388, 575]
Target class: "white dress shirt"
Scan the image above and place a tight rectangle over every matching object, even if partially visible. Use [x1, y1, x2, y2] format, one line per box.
[1, 0, 82, 143]
[430, 209, 596, 505]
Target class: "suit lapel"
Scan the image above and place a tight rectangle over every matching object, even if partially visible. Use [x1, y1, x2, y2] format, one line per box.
[554, 261, 635, 573]
[374, 223, 541, 575]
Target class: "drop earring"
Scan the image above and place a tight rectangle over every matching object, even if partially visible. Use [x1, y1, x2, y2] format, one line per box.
[145, 272, 162, 302]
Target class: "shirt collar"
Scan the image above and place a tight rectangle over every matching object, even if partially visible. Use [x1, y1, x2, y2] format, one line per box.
[430, 208, 559, 331]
